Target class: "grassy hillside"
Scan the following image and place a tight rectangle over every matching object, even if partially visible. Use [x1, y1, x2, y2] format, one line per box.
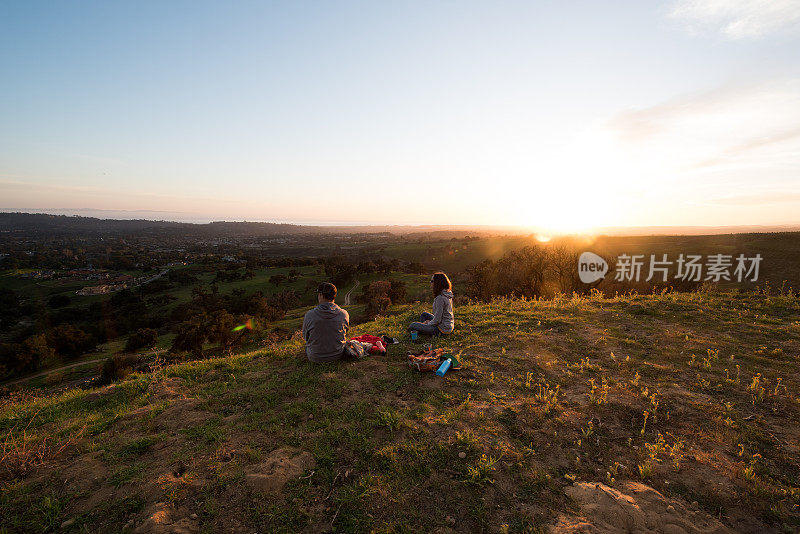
[2, 289, 799, 533]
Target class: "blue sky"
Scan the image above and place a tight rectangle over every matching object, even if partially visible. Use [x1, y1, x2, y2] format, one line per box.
[1, 1, 799, 230]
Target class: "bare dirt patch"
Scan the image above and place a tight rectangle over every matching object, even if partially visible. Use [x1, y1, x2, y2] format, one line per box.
[154, 398, 213, 431]
[149, 377, 189, 402]
[60, 451, 108, 495]
[552, 481, 732, 534]
[133, 502, 201, 534]
[244, 447, 315, 495]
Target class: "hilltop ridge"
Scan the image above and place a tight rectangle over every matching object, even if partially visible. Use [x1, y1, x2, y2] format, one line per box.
[2, 289, 799, 533]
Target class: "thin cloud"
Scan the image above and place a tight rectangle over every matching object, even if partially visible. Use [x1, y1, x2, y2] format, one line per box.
[669, 0, 800, 39]
[693, 126, 800, 168]
[709, 191, 800, 204]
[0, 180, 240, 213]
[609, 83, 747, 143]
[608, 79, 800, 172]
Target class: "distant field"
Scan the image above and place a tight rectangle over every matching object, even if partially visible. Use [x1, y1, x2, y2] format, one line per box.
[0, 269, 102, 303]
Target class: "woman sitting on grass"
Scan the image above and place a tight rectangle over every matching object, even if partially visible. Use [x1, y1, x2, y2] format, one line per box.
[409, 272, 454, 336]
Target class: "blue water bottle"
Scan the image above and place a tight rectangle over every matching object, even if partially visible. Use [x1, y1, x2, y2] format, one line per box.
[436, 358, 451, 377]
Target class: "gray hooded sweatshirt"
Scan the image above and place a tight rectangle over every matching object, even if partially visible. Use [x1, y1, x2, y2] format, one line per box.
[302, 302, 349, 362]
[429, 290, 455, 333]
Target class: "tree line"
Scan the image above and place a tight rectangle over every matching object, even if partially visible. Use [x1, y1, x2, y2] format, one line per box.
[463, 244, 701, 301]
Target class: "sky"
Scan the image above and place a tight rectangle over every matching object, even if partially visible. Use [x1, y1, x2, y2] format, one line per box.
[1, 0, 799, 232]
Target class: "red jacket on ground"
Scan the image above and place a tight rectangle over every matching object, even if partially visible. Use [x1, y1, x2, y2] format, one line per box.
[350, 335, 386, 354]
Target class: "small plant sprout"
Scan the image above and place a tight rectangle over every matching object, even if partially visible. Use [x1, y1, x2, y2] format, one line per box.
[707, 348, 719, 362]
[636, 434, 667, 481]
[581, 421, 594, 440]
[606, 461, 621, 484]
[645, 433, 666, 459]
[465, 454, 497, 486]
[724, 368, 734, 384]
[773, 377, 786, 396]
[724, 416, 735, 428]
[743, 453, 762, 483]
[640, 410, 649, 435]
[666, 433, 685, 471]
[534, 381, 560, 414]
[748, 374, 766, 404]
[588, 378, 609, 405]
[649, 390, 659, 414]
[376, 407, 401, 432]
[598, 329, 608, 343]
[524, 372, 534, 389]
[637, 461, 653, 480]
[631, 371, 640, 387]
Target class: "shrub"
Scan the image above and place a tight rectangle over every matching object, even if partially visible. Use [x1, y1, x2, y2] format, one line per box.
[363, 281, 392, 319]
[47, 324, 96, 360]
[170, 315, 208, 358]
[47, 294, 71, 308]
[388, 280, 407, 303]
[100, 354, 142, 384]
[207, 310, 238, 354]
[124, 328, 158, 353]
[269, 290, 300, 312]
[2, 335, 57, 375]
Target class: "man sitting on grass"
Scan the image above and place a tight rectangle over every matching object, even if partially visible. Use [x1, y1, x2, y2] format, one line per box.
[302, 282, 350, 363]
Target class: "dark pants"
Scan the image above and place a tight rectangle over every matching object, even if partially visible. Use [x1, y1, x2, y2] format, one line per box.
[409, 312, 441, 336]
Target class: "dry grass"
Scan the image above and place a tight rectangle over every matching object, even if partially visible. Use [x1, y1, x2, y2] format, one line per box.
[1, 408, 86, 480]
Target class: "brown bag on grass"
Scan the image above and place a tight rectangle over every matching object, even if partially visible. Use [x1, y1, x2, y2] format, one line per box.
[407, 348, 446, 372]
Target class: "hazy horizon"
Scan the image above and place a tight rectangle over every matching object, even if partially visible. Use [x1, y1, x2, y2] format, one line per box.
[4, 209, 800, 237]
[2, 1, 800, 231]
